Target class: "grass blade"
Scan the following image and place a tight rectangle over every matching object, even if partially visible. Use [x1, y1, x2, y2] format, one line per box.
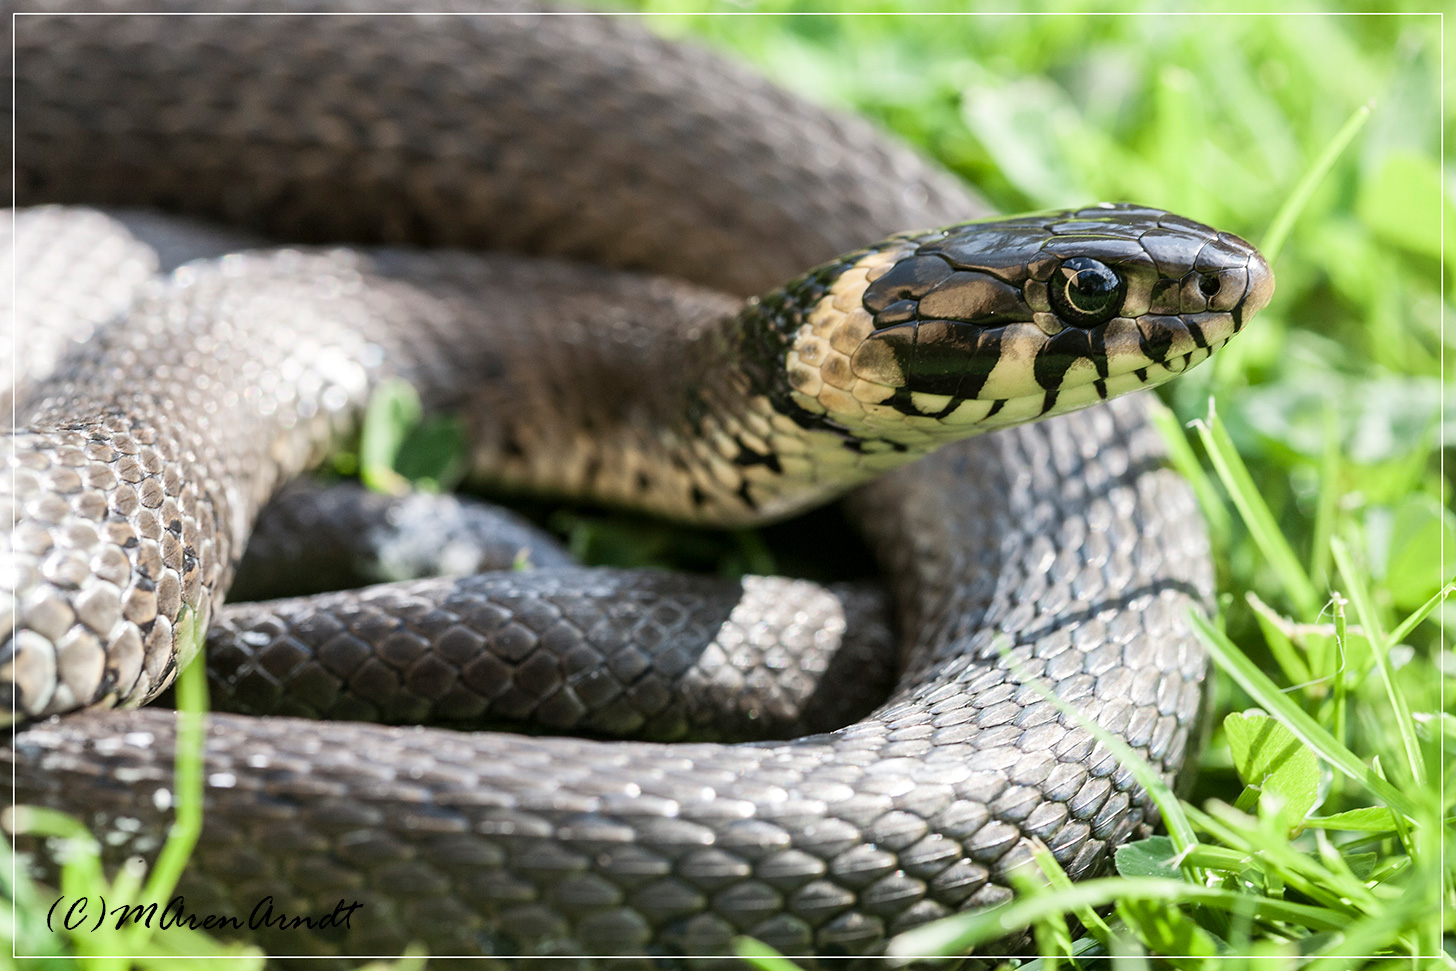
[1260, 102, 1372, 264]
[1149, 398, 1231, 552]
[1028, 840, 1112, 942]
[1191, 612, 1415, 818]
[1331, 537, 1425, 787]
[887, 877, 1345, 961]
[1191, 402, 1322, 617]
[1331, 593, 1349, 745]
[733, 937, 804, 971]
[1387, 579, 1455, 647]
[137, 612, 209, 913]
[1245, 592, 1313, 687]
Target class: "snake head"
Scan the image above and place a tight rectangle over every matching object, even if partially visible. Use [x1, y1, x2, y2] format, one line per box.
[784, 202, 1273, 440]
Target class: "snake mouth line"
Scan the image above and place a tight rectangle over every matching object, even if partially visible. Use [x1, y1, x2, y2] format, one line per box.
[871, 334, 1232, 432]
[780, 206, 1271, 451]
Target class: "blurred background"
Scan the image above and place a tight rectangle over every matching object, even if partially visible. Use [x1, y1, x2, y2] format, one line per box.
[609, 6, 1451, 962]
[616, 0, 1449, 796]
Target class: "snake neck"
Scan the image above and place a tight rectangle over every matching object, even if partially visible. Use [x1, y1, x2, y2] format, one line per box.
[698, 242, 960, 525]
[432, 244, 956, 528]
[530, 242, 998, 528]
[418, 204, 1275, 529]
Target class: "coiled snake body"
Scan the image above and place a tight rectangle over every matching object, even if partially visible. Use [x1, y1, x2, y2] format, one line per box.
[4, 5, 1274, 964]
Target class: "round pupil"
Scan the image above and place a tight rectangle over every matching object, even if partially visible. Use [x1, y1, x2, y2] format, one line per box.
[1050, 257, 1123, 326]
[1065, 260, 1117, 310]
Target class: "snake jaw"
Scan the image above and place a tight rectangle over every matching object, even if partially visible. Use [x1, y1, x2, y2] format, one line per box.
[775, 203, 1274, 450]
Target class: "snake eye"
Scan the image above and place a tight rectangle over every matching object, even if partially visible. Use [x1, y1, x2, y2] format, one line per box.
[1048, 257, 1125, 327]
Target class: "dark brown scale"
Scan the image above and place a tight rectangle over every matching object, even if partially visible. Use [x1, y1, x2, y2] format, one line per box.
[1042, 234, 1153, 267]
[873, 299, 919, 327]
[917, 224, 1048, 282]
[917, 271, 1027, 323]
[1179, 273, 1211, 313]
[860, 253, 954, 312]
[905, 319, 983, 398]
[1139, 228, 1207, 279]
[1149, 278, 1182, 315]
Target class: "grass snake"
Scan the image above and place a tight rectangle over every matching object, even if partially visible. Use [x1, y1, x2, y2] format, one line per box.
[4, 3, 1274, 964]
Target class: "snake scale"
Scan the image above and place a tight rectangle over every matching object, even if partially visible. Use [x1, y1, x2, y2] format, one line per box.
[4, 4, 1274, 965]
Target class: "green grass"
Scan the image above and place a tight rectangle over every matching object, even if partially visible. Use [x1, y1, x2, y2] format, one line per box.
[10, 5, 1450, 969]
[618, 5, 1449, 969]
[5, 642, 265, 970]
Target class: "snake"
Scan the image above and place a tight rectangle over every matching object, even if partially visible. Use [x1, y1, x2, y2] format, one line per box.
[3, 4, 1275, 965]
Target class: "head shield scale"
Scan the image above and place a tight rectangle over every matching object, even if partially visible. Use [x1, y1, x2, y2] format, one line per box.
[779, 203, 1274, 442]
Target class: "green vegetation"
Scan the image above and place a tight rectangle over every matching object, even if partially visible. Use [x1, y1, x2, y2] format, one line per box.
[5, 644, 263, 970]
[620, 5, 1447, 968]
[9, 6, 1448, 970]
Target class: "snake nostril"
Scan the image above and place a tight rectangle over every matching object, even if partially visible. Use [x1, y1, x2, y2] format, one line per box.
[1198, 273, 1220, 297]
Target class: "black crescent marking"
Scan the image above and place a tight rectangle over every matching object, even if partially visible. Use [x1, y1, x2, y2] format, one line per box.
[1135, 319, 1174, 364]
[889, 390, 963, 419]
[1089, 327, 1109, 379]
[952, 328, 1001, 402]
[883, 388, 922, 417]
[731, 441, 783, 474]
[845, 437, 910, 453]
[927, 396, 961, 419]
[1185, 318, 1208, 349]
[735, 480, 759, 511]
[1034, 328, 1092, 392]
